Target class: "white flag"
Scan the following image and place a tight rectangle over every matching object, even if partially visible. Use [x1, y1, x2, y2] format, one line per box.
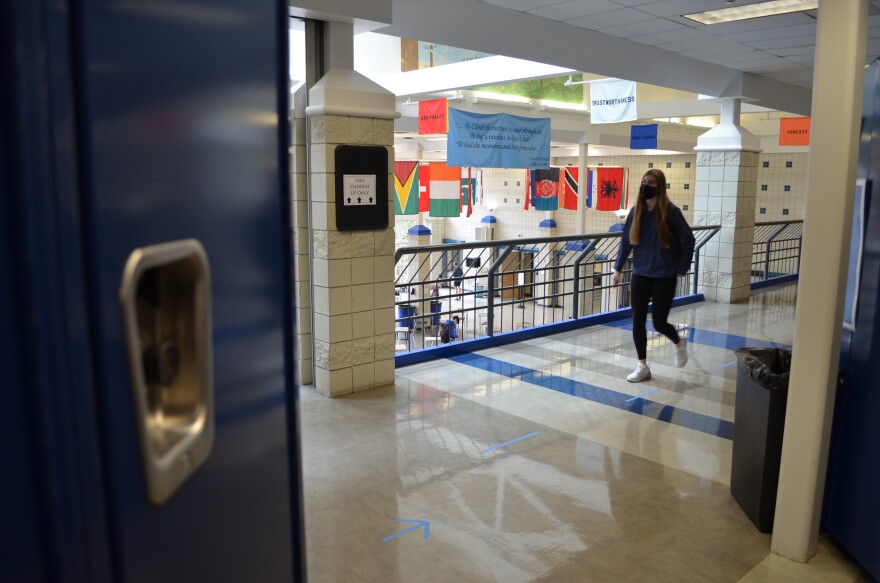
[589, 79, 637, 124]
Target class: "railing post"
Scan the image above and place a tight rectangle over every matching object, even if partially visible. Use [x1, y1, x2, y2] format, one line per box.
[572, 240, 600, 319]
[765, 223, 789, 280]
[487, 245, 514, 337]
[693, 249, 700, 295]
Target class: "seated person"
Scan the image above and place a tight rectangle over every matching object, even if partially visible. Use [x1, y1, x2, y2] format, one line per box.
[443, 315, 460, 342]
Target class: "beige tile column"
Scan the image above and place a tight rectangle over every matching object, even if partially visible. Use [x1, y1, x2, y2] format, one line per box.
[693, 98, 760, 303]
[305, 30, 399, 396]
[773, 0, 867, 562]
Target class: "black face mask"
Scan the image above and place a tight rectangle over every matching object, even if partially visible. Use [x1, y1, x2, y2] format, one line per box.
[640, 184, 658, 200]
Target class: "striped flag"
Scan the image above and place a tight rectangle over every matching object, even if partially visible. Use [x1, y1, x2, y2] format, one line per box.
[418, 163, 430, 212]
[529, 169, 559, 211]
[428, 161, 461, 217]
[559, 167, 578, 211]
[394, 161, 420, 215]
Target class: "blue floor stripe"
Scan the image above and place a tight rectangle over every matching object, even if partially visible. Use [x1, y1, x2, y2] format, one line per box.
[449, 353, 734, 440]
[605, 322, 791, 351]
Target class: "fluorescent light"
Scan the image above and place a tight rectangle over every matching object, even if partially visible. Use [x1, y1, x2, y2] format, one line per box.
[683, 0, 817, 25]
[472, 91, 531, 104]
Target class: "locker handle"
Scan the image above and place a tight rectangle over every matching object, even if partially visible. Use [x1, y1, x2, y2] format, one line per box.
[120, 239, 214, 505]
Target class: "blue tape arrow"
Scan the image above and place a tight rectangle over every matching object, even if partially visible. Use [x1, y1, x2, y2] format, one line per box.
[482, 431, 540, 453]
[382, 518, 430, 542]
[625, 388, 659, 402]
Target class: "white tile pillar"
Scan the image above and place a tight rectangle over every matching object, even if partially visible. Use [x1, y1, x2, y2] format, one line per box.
[291, 85, 313, 386]
[306, 22, 399, 397]
[772, 0, 867, 563]
[693, 98, 761, 303]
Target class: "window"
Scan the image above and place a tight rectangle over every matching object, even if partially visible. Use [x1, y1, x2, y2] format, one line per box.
[763, 161, 770, 168]
[683, 204, 689, 211]
[648, 163, 654, 168]
[782, 208, 789, 215]
[685, 162, 691, 168]
[786, 161, 793, 168]
[784, 185, 791, 192]
[503, 181, 508, 186]
[761, 184, 768, 191]
[760, 207, 766, 214]
[666, 162, 672, 168]
[666, 183, 671, 189]
[684, 184, 690, 190]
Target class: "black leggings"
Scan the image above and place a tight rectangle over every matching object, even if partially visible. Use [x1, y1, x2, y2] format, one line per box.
[630, 274, 680, 361]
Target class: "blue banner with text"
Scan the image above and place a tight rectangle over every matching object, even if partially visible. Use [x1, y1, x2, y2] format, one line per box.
[447, 108, 551, 169]
[630, 124, 658, 149]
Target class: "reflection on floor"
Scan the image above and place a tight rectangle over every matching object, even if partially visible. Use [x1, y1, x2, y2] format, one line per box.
[301, 283, 864, 582]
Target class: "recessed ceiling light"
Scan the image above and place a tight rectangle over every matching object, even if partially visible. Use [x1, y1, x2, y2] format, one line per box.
[683, 0, 818, 25]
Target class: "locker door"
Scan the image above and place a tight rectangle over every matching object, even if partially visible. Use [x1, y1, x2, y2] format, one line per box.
[73, 1, 301, 580]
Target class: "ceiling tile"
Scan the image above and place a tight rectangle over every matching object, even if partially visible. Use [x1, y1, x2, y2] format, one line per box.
[565, 7, 653, 29]
[629, 25, 713, 46]
[658, 37, 753, 57]
[725, 57, 795, 70]
[701, 50, 766, 65]
[602, 18, 685, 38]
[607, 0, 662, 5]
[746, 35, 815, 51]
[528, 0, 622, 21]
[482, 0, 571, 11]
[771, 46, 816, 58]
[725, 23, 817, 44]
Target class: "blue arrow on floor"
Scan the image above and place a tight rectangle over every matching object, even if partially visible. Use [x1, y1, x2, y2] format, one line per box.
[382, 519, 430, 542]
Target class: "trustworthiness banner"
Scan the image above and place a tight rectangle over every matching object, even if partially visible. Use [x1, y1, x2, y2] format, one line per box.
[447, 108, 550, 169]
[590, 79, 637, 124]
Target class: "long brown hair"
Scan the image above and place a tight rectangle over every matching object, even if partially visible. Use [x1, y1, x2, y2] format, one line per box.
[630, 169, 672, 248]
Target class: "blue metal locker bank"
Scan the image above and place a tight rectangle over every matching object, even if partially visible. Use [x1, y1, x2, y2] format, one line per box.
[824, 58, 880, 581]
[1, 1, 305, 581]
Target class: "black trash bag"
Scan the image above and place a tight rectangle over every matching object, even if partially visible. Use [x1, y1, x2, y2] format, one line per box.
[734, 347, 792, 392]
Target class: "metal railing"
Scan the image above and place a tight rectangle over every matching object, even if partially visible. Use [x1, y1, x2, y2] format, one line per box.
[393, 226, 720, 352]
[752, 220, 803, 284]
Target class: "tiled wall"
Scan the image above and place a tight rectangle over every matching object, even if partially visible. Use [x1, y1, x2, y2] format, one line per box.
[396, 152, 809, 243]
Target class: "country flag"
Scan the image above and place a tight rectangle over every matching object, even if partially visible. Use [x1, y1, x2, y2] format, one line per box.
[428, 161, 461, 217]
[394, 161, 420, 215]
[559, 167, 578, 211]
[589, 167, 627, 211]
[530, 169, 560, 211]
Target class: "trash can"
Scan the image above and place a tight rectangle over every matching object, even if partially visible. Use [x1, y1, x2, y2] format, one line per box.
[429, 300, 442, 326]
[730, 347, 791, 533]
[396, 304, 415, 329]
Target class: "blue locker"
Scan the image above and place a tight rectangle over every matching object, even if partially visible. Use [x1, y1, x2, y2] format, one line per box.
[2, 0, 303, 580]
[824, 59, 880, 581]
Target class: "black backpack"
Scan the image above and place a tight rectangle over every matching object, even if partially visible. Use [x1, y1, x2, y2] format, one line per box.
[439, 323, 450, 344]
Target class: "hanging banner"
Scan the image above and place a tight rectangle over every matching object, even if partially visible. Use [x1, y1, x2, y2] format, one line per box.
[779, 117, 811, 146]
[589, 79, 637, 124]
[559, 167, 578, 211]
[529, 169, 560, 211]
[418, 98, 448, 134]
[393, 161, 420, 215]
[630, 124, 658, 149]
[428, 161, 461, 217]
[590, 167, 627, 211]
[447, 108, 551, 169]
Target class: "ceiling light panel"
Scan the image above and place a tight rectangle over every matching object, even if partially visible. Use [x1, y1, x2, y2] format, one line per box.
[684, 0, 818, 26]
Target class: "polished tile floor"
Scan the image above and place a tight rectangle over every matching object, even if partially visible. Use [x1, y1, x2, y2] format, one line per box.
[301, 284, 865, 582]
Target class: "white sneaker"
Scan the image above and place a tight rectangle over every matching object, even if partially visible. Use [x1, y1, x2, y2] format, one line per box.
[675, 338, 688, 368]
[627, 363, 651, 383]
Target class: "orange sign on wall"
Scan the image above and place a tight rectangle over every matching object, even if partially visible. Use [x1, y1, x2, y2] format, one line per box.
[779, 117, 811, 146]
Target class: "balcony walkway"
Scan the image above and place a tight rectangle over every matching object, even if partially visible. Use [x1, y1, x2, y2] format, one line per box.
[301, 283, 865, 582]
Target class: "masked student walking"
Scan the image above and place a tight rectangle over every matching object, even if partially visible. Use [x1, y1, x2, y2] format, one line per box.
[611, 169, 695, 382]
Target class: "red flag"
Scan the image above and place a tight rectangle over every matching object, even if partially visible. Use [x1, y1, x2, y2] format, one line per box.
[595, 167, 626, 211]
[467, 168, 473, 217]
[523, 170, 531, 210]
[418, 163, 430, 212]
[418, 98, 448, 134]
[559, 167, 578, 211]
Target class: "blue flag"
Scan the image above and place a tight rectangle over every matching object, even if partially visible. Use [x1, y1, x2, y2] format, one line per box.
[448, 108, 550, 169]
[630, 124, 658, 149]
